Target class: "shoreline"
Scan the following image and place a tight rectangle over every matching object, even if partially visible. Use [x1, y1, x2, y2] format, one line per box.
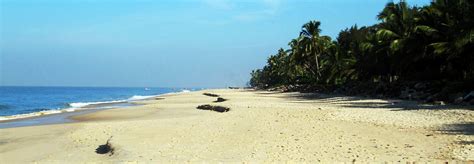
[0, 107, 111, 129]
[0, 90, 186, 128]
[0, 89, 472, 162]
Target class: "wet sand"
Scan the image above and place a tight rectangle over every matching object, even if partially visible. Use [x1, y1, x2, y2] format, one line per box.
[0, 89, 472, 162]
[0, 102, 137, 128]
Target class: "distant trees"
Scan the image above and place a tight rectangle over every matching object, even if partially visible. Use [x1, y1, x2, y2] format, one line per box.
[250, 0, 474, 98]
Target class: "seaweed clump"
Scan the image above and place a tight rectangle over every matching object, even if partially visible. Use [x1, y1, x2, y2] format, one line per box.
[197, 105, 230, 113]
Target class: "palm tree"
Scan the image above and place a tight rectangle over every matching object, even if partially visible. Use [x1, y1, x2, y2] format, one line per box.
[376, 1, 420, 81]
[416, 0, 474, 80]
[337, 25, 371, 82]
[296, 21, 334, 81]
[300, 21, 322, 78]
[249, 0, 474, 96]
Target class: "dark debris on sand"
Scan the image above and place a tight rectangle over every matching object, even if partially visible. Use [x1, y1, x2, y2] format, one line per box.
[203, 93, 220, 97]
[214, 97, 227, 103]
[197, 104, 230, 113]
[96, 136, 115, 156]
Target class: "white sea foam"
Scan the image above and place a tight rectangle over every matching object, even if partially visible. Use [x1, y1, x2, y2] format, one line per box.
[68, 95, 158, 108]
[64, 108, 76, 112]
[68, 100, 126, 108]
[181, 89, 191, 93]
[127, 95, 156, 101]
[0, 94, 164, 122]
[0, 109, 66, 121]
[68, 102, 92, 108]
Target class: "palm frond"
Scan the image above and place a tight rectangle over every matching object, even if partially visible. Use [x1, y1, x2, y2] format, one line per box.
[376, 29, 400, 41]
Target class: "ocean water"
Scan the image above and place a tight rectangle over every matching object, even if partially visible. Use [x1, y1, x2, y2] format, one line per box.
[0, 86, 192, 119]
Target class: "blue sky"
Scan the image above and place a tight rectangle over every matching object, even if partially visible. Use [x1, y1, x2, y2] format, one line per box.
[1, 0, 430, 88]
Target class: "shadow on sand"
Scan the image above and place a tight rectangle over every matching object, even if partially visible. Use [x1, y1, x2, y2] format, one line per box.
[253, 90, 474, 141]
[438, 122, 474, 136]
[438, 122, 474, 145]
[264, 91, 474, 111]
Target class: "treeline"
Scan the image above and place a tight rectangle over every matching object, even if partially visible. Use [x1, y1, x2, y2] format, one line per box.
[249, 0, 474, 102]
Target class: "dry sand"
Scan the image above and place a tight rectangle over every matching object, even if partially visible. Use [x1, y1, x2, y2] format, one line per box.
[0, 89, 472, 162]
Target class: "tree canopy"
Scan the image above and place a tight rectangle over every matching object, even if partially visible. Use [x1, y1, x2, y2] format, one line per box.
[249, 0, 474, 101]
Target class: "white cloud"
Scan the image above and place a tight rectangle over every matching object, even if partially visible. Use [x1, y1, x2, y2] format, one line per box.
[201, 0, 283, 22]
[262, 0, 282, 14]
[203, 0, 234, 10]
[234, 0, 283, 22]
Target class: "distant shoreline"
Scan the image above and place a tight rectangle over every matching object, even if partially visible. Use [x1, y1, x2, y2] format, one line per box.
[0, 89, 191, 128]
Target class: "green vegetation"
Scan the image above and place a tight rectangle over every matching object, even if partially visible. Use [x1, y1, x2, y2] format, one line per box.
[249, 0, 474, 102]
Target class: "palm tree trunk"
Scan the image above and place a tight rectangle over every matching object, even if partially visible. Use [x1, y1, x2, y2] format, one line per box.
[315, 55, 321, 79]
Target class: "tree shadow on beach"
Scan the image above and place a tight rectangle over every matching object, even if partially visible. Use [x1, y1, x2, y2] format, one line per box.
[437, 122, 474, 136]
[257, 91, 362, 102]
[253, 91, 286, 95]
[284, 91, 474, 139]
[438, 122, 474, 145]
[258, 90, 474, 145]
[276, 91, 474, 111]
[341, 102, 474, 111]
[457, 141, 474, 145]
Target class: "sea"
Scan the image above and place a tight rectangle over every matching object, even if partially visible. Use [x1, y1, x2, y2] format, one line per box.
[0, 86, 195, 128]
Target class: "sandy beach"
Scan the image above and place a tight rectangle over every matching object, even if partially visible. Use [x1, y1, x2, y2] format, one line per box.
[0, 89, 472, 162]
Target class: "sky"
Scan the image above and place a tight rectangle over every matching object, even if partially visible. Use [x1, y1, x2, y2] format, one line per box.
[0, 0, 431, 88]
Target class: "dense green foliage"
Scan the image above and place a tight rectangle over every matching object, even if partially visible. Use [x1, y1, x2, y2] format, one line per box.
[250, 0, 474, 96]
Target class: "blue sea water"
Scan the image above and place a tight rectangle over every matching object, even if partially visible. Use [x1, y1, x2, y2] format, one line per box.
[0, 86, 190, 117]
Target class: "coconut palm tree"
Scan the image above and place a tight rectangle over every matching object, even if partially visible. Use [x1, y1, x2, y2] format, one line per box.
[298, 21, 324, 80]
[249, 0, 474, 95]
[416, 0, 474, 80]
[290, 21, 335, 83]
[376, 1, 421, 81]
